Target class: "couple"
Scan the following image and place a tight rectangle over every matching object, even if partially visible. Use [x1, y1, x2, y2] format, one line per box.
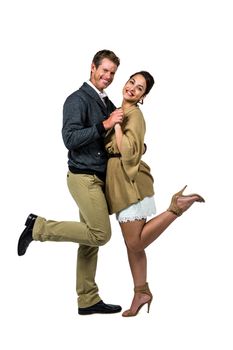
[17, 49, 205, 317]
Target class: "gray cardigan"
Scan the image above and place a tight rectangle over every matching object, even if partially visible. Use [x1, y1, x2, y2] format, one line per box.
[62, 82, 116, 176]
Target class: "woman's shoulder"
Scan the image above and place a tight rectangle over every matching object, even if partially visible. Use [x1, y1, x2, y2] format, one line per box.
[124, 105, 145, 129]
[125, 105, 142, 116]
[125, 105, 144, 122]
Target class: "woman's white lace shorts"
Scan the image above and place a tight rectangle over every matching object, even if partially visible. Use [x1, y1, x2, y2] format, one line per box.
[116, 196, 156, 223]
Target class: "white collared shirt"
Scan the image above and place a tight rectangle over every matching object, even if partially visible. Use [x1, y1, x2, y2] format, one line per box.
[86, 80, 108, 105]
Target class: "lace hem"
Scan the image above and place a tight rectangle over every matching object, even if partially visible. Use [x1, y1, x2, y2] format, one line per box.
[118, 216, 147, 223]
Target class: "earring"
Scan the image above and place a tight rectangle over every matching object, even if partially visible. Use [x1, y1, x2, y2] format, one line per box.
[139, 99, 144, 105]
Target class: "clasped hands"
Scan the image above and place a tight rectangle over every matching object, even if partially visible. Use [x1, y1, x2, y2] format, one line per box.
[103, 108, 124, 130]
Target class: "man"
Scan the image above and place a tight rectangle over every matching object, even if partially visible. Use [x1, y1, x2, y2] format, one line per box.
[17, 50, 124, 315]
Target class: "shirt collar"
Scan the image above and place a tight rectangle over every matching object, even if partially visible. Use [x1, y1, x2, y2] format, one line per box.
[86, 80, 107, 99]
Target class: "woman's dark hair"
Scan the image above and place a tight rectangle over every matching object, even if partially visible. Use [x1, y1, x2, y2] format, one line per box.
[92, 49, 120, 68]
[130, 71, 154, 95]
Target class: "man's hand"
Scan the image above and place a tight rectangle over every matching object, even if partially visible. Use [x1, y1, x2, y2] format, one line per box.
[103, 108, 124, 130]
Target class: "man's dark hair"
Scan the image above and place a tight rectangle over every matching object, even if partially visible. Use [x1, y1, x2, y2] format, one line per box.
[92, 50, 120, 68]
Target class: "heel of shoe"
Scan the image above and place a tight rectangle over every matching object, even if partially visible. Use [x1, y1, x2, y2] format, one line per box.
[167, 186, 205, 216]
[167, 185, 187, 216]
[167, 185, 205, 217]
[147, 299, 152, 313]
[25, 213, 37, 227]
[122, 282, 153, 317]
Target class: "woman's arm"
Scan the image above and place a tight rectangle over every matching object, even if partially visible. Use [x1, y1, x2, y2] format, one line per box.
[114, 123, 123, 153]
[118, 109, 146, 181]
[110, 108, 145, 159]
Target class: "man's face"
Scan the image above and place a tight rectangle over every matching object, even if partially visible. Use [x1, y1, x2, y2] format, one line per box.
[90, 58, 118, 92]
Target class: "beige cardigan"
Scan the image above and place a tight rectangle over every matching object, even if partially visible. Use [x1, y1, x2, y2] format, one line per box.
[105, 105, 154, 214]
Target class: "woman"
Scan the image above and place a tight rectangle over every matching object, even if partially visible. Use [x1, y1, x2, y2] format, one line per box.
[105, 71, 205, 317]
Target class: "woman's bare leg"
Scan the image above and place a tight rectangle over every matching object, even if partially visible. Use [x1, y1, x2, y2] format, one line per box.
[120, 211, 176, 252]
[121, 221, 152, 315]
[125, 242, 147, 286]
[120, 191, 204, 252]
[119, 189, 205, 315]
[120, 215, 177, 315]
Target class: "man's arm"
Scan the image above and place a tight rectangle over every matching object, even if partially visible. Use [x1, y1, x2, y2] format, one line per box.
[62, 99, 105, 150]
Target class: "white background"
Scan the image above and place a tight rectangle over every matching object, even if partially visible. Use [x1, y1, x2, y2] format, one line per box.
[1, 0, 233, 349]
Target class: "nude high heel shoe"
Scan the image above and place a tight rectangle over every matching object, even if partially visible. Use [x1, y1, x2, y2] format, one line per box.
[122, 282, 153, 317]
[167, 185, 205, 216]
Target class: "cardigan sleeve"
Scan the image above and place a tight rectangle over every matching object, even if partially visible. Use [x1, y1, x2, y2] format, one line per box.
[62, 98, 105, 150]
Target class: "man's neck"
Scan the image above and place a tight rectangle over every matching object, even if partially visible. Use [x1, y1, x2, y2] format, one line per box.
[87, 80, 103, 93]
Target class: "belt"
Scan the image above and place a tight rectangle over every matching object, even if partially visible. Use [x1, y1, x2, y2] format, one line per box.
[108, 153, 121, 158]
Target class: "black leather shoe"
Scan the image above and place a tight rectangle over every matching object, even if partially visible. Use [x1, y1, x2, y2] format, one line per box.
[17, 214, 37, 256]
[78, 300, 122, 315]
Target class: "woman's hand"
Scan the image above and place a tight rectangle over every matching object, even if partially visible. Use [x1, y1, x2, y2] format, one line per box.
[103, 108, 124, 130]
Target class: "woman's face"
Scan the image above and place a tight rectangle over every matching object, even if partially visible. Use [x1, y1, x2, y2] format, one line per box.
[123, 74, 147, 104]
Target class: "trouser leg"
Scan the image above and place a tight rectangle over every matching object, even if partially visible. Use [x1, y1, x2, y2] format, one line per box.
[32, 172, 111, 308]
[73, 174, 110, 307]
[32, 173, 111, 247]
[76, 212, 100, 307]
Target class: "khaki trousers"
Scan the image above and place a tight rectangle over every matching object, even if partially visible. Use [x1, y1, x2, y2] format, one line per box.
[33, 172, 111, 307]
